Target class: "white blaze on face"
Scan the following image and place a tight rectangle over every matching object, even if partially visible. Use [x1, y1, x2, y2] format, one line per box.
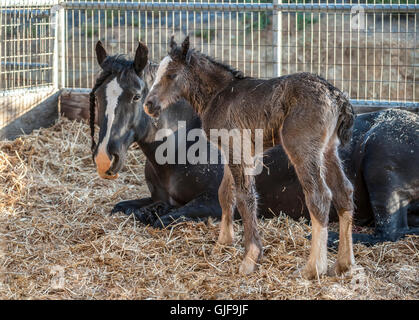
[149, 55, 172, 92]
[95, 77, 123, 179]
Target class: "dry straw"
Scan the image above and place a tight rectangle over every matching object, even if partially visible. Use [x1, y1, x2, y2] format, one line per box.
[0, 117, 418, 299]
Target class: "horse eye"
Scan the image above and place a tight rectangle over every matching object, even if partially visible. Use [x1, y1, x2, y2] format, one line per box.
[132, 94, 141, 102]
[167, 74, 176, 80]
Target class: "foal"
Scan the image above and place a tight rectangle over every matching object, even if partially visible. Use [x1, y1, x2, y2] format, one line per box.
[144, 36, 356, 278]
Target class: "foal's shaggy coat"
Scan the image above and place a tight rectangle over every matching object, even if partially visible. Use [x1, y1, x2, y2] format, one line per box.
[144, 36, 356, 278]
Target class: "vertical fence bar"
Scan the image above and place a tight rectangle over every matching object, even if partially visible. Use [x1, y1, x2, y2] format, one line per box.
[91, 7, 94, 87]
[53, 2, 59, 90]
[372, 0, 376, 100]
[388, 6, 392, 101]
[334, 0, 338, 86]
[273, 0, 282, 77]
[379, 4, 383, 101]
[363, 3, 375, 100]
[59, 4, 65, 89]
[235, 0, 238, 69]
[416, 0, 417, 102]
[403, 4, 407, 103]
[310, 0, 313, 75]
[250, 0, 254, 77]
[52, 2, 65, 90]
[0, 1, 3, 92]
[221, 0, 224, 63]
[0, 0, 2, 127]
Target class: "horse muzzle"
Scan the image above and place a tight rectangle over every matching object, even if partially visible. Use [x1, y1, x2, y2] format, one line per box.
[95, 150, 119, 180]
[143, 99, 161, 118]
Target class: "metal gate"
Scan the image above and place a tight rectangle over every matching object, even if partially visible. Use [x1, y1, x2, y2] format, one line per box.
[0, 0, 60, 129]
[1, 0, 419, 131]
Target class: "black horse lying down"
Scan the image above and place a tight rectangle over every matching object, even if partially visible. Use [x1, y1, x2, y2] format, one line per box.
[258, 109, 419, 245]
[90, 42, 419, 245]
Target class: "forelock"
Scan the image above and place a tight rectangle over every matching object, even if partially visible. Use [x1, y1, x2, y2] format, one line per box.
[161, 55, 173, 70]
[150, 56, 172, 90]
[101, 54, 133, 73]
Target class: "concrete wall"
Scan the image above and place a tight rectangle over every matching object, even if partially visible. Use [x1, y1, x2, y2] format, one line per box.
[354, 105, 419, 114]
[0, 91, 60, 140]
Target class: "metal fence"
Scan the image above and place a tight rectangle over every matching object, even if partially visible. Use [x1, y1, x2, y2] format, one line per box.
[280, 2, 418, 104]
[0, 0, 59, 128]
[61, 0, 276, 89]
[1, 0, 418, 130]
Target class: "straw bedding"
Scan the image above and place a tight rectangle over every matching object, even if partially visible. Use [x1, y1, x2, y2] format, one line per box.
[0, 117, 417, 300]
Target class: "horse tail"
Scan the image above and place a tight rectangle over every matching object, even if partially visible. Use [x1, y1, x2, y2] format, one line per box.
[336, 92, 355, 146]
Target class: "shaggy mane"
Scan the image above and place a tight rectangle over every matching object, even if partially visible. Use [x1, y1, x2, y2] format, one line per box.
[170, 46, 246, 80]
[196, 50, 246, 80]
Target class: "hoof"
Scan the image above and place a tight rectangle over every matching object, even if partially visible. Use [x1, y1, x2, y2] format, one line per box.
[153, 217, 168, 229]
[300, 263, 328, 280]
[328, 260, 353, 277]
[112, 201, 176, 226]
[239, 243, 261, 275]
[239, 258, 257, 275]
[217, 222, 234, 246]
[111, 203, 155, 225]
[217, 233, 233, 246]
[111, 203, 140, 219]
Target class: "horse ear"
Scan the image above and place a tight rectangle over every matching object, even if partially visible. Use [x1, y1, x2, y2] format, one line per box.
[181, 35, 190, 59]
[95, 41, 107, 67]
[169, 35, 177, 58]
[169, 35, 177, 51]
[134, 41, 148, 75]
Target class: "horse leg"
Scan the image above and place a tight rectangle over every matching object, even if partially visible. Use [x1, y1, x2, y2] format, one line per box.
[152, 192, 222, 228]
[217, 164, 236, 245]
[111, 198, 154, 215]
[296, 161, 331, 279]
[324, 138, 355, 276]
[281, 134, 332, 279]
[229, 164, 262, 275]
[366, 186, 413, 242]
[123, 200, 176, 225]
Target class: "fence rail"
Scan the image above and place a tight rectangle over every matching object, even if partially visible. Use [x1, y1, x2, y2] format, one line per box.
[61, 2, 419, 13]
[1, 0, 418, 130]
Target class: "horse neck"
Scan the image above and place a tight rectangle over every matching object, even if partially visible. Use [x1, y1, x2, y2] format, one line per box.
[186, 56, 236, 116]
[135, 61, 161, 156]
[135, 102, 201, 166]
[134, 115, 162, 165]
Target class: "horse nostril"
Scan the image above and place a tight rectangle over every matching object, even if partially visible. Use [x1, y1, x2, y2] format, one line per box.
[144, 100, 153, 111]
[106, 152, 119, 172]
[144, 99, 161, 117]
[154, 105, 161, 116]
[107, 142, 119, 165]
[112, 153, 119, 166]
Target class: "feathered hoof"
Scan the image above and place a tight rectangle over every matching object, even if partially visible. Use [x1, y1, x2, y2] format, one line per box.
[328, 260, 354, 277]
[299, 263, 328, 280]
[239, 258, 257, 275]
[239, 243, 261, 275]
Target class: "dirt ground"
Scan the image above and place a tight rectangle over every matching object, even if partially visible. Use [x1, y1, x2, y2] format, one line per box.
[0, 117, 418, 300]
